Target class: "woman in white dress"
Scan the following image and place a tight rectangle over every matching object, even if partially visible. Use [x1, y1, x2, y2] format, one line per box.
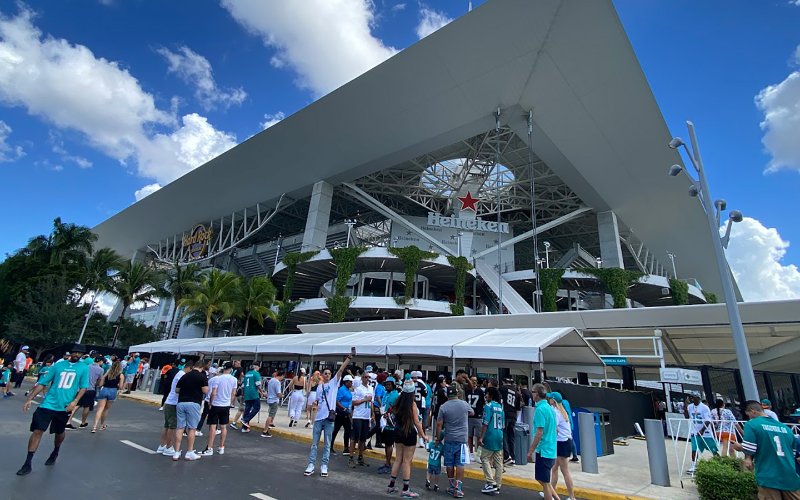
[305, 370, 321, 427]
[288, 368, 307, 427]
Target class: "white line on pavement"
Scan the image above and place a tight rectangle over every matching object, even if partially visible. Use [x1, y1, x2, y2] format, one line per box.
[120, 440, 157, 455]
[250, 493, 279, 500]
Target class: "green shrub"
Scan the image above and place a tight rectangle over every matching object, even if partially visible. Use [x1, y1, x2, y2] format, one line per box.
[539, 268, 566, 312]
[702, 290, 718, 304]
[446, 255, 472, 316]
[694, 456, 757, 500]
[669, 278, 689, 305]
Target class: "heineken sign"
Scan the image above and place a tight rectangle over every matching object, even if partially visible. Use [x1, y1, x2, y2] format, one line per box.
[427, 212, 509, 234]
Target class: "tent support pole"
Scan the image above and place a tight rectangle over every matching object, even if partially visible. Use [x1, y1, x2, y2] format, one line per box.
[452, 357, 456, 376]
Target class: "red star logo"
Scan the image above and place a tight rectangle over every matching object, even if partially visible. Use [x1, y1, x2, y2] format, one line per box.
[458, 191, 479, 212]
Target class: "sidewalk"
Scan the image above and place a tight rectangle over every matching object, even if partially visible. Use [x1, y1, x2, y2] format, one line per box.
[121, 391, 699, 500]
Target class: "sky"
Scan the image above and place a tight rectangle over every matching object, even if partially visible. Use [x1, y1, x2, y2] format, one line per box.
[0, 0, 798, 302]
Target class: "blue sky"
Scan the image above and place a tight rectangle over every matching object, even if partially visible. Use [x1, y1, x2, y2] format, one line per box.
[1, 0, 798, 300]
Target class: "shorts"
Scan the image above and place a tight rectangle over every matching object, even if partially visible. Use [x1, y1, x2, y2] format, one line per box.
[468, 417, 483, 439]
[207, 406, 231, 426]
[395, 429, 418, 447]
[124, 373, 135, 384]
[757, 486, 800, 500]
[307, 392, 317, 407]
[534, 453, 555, 483]
[78, 390, 96, 409]
[30, 407, 69, 434]
[443, 441, 466, 468]
[427, 464, 442, 475]
[352, 418, 370, 442]
[176, 402, 201, 429]
[0, 382, 6, 388]
[382, 428, 396, 446]
[163, 404, 177, 429]
[557, 439, 573, 458]
[268, 402, 279, 418]
[97, 387, 118, 401]
[691, 435, 719, 454]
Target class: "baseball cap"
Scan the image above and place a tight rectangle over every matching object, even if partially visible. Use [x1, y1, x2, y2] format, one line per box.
[761, 398, 772, 407]
[212, 362, 218, 367]
[547, 391, 563, 403]
[411, 370, 422, 378]
[21, 345, 29, 351]
[447, 384, 458, 397]
[343, 375, 354, 382]
[365, 365, 373, 372]
[438, 374, 446, 381]
[385, 376, 397, 385]
[222, 362, 233, 370]
[300, 367, 307, 374]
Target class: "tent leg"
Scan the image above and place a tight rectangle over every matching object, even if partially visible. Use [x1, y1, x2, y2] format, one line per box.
[452, 358, 456, 376]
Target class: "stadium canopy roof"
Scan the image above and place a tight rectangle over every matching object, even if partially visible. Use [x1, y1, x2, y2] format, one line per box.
[93, 0, 727, 295]
[128, 326, 604, 375]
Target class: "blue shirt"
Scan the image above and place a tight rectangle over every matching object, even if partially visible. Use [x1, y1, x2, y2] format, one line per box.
[373, 383, 386, 407]
[124, 357, 140, 375]
[482, 401, 505, 452]
[337, 385, 353, 410]
[423, 382, 432, 409]
[382, 390, 400, 430]
[533, 399, 557, 459]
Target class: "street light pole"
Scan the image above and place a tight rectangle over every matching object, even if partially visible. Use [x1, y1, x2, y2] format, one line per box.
[344, 218, 357, 248]
[670, 121, 758, 401]
[666, 252, 677, 278]
[543, 241, 551, 268]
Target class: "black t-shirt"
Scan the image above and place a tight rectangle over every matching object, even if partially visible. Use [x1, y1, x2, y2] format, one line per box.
[465, 387, 485, 419]
[499, 385, 521, 418]
[176, 370, 208, 404]
[162, 367, 179, 395]
[521, 388, 533, 407]
[433, 386, 447, 414]
[413, 380, 427, 410]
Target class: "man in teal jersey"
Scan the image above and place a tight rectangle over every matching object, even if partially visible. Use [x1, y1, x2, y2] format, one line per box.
[122, 353, 140, 393]
[478, 386, 505, 494]
[239, 362, 263, 432]
[377, 377, 399, 474]
[733, 400, 800, 499]
[17, 349, 89, 476]
[528, 383, 557, 500]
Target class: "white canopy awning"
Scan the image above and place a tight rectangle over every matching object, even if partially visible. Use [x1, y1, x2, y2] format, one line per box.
[128, 327, 603, 374]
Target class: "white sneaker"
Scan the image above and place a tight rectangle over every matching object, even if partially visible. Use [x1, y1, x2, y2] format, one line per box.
[215, 429, 222, 435]
[200, 448, 214, 456]
[157, 445, 166, 454]
[195, 430, 204, 437]
[469, 452, 476, 462]
[539, 492, 545, 498]
[172, 451, 181, 461]
[217, 447, 225, 455]
[304, 464, 315, 476]
[320, 464, 328, 477]
[161, 446, 175, 456]
[158, 406, 164, 411]
[184, 450, 201, 461]
[418, 438, 426, 448]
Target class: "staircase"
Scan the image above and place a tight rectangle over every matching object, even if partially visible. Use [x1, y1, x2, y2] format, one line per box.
[474, 260, 537, 314]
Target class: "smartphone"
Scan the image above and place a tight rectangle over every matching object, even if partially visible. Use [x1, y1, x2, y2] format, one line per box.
[350, 346, 357, 357]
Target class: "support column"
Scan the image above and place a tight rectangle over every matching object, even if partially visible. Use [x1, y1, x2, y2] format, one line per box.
[302, 181, 333, 252]
[597, 211, 624, 269]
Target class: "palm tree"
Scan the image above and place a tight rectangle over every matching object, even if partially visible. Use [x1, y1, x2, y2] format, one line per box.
[162, 262, 201, 339]
[108, 261, 165, 346]
[76, 248, 125, 343]
[237, 276, 277, 336]
[50, 217, 97, 265]
[180, 269, 240, 338]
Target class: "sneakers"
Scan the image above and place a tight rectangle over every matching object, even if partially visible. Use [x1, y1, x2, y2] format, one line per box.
[158, 406, 164, 411]
[357, 457, 368, 467]
[482, 483, 498, 494]
[217, 447, 225, 455]
[349, 456, 356, 468]
[418, 437, 426, 448]
[569, 456, 579, 463]
[65, 423, 77, 430]
[342, 448, 350, 456]
[44, 454, 58, 466]
[426, 480, 432, 490]
[261, 431, 272, 438]
[201, 448, 214, 456]
[320, 465, 328, 477]
[305, 421, 311, 428]
[241, 424, 251, 433]
[304, 464, 315, 476]
[157, 445, 166, 454]
[387, 486, 398, 494]
[16, 464, 32, 476]
[161, 446, 175, 456]
[377, 464, 391, 474]
[401, 491, 419, 498]
[229, 422, 239, 430]
[453, 489, 465, 498]
[288, 419, 294, 427]
[469, 452, 476, 463]
[79, 422, 89, 428]
[184, 450, 202, 461]
[172, 451, 182, 461]
[194, 430, 204, 437]
[215, 429, 222, 435]
[503, 457, 515, 466]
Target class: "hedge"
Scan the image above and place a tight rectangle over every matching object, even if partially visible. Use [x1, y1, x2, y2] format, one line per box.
[694, 456, 757, 500]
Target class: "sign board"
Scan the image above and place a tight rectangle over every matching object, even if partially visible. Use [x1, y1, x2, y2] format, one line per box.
[182, 224, 213, 261]
[660, 367, 703, 386]
[601, 356, 628, 366]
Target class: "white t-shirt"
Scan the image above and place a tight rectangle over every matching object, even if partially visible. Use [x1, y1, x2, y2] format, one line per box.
[210, 373, 237, 407]
[687, 402, 713, 437]
[352, 384, 374, 420]
[554, 406, 572, 441]
[14, 352, 26, 371]
[315, 375, 340, 422]
[165, 370, 186, 406]
[764, 408, 779, 421]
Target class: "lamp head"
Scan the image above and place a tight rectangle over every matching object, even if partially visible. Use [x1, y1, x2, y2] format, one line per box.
[714, 199, 727, 211]
[543, 241, 551, 249]
[668, 164, 683, 177]
[688, 185, 699, 197]
[729, 210, 743, 223]
[668, 138, 685, 149]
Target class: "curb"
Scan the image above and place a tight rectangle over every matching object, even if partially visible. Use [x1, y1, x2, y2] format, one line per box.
[121, 394, 650, 500]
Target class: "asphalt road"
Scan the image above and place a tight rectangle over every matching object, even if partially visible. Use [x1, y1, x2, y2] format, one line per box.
[0, 394, 538, 500]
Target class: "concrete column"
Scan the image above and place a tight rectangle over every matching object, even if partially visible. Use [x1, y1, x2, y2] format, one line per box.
[597, 211, 624, 269]
[302, 181, 334, 252]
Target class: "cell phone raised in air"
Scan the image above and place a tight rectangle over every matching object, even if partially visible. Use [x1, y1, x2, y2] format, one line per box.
[350, 346, 357, 357]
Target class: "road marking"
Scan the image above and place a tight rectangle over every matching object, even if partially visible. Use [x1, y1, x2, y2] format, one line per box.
[120, 440, 157, 454]
[250, 494, 279, 500]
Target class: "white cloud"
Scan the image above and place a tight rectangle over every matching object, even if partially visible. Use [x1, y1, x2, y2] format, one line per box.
[220, 0, 397, 97]
[260, 111, 285, 129]
[724, 217, 800, 301]
[0, 7, 237, 188]
[157, 45, 246, 110]
[755, 45, 800, 173]
[50, 132, 92, 168]
[0, 120, 24, 162]
[416, 6, 453, 39]
[134, 182, 162, 201]
[392, 3, 407, 12]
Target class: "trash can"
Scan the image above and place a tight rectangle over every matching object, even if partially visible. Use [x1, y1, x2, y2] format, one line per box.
[573, 407, 614, 457]
[152, 375, 161, 395]
[522, 405, 535, 430]
[513, 422, 531, 465]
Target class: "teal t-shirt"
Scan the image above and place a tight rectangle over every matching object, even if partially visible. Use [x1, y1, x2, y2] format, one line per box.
[742, 415, 800, 491]
[426, 441, 443, 467]
[39, 361, 89, 412]
[382, 390, 400, 430]
[533, 399, 557, 459]
[242, 370, 262, 401]
[83, 356, 94, 366]
[124, 357, 140, 375]
[1, 369, 10, 385]
[482, 401, 505, 452]
[39, 365, 51, 379]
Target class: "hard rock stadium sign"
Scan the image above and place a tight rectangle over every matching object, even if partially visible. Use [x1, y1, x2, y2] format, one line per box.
[182, 224, 213, 260]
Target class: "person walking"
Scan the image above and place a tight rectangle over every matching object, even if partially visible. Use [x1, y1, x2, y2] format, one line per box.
[305, 370, 321, 427]
[686, 395, 718, 472]
[711, 398, 739, 457]
[331, 374, 354, 454]
[351, 371, 373, 467]
[478, 386, 505, 495]
[91, 358, 124, 433]
[288, 367, 307, 427]
[377, 377, 399, 474]
[239, 362, 264, 433]
[156, 363, 190, 456]
[172, 360, 208, 461]
[202, 362, 237, 456]
[387, 376, 428, 498]
[559, 391, 579, 463]
[122, 353, 140, 394]
[411, 371, 428, 448]
[13, 345, 29, 390]
[499, 378, 522, 466]
[158, 360, 175, 410]
[76, 356, 104, 429]
[733, 400, 800, 499]
[367, 371, 385, 448]
[261, 369, 284, 438]
[527, 383, 557, 500]
[304, 354, 352, 478]
[465, 378, 486, 463]
[436, 383, 474, 498]
[17, 349, 89, 476]
[545, 392, 576, 500]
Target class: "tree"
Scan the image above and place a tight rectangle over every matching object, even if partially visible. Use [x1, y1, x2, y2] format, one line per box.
[161, 262, 201, 338]
[76, 247, 124, 302]
[108, 261, 165, 346]
[180, 269, 240, 338]
[237, 276, 277, 335]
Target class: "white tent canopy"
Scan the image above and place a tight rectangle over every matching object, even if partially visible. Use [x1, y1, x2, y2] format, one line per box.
[129, 327, 603, 374]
